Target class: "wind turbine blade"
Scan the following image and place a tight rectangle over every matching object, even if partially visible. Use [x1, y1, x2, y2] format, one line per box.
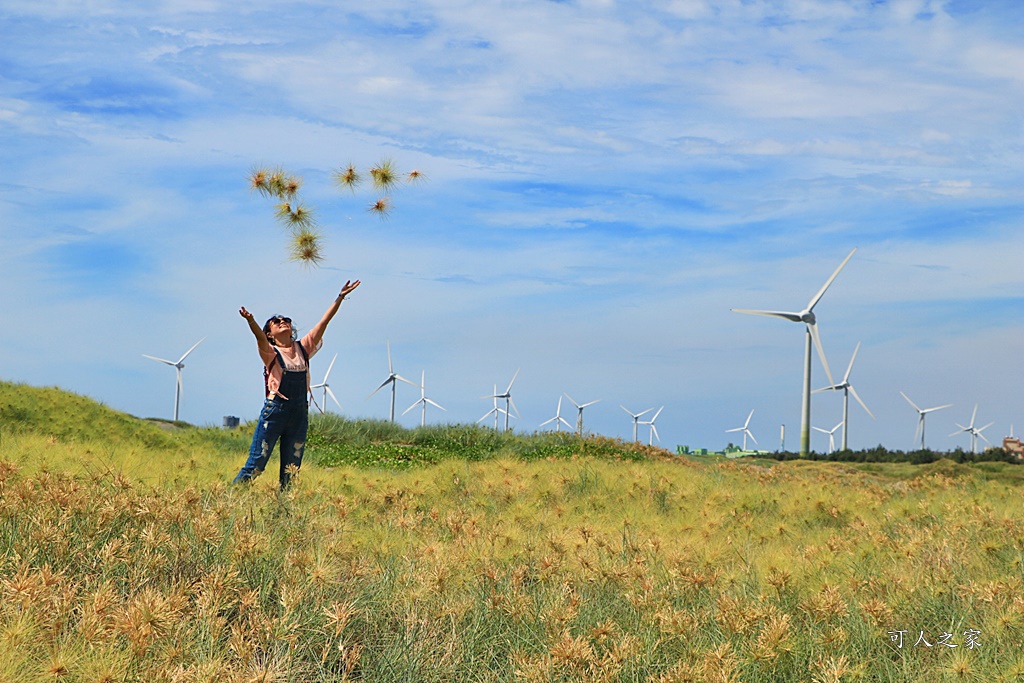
[386, 340, 393, 374]
[564, 394, 581, 409]
[369, 377, 393, 398]
[807, 248, 856, 312]
[177, 337, 206, 364]
[808, 321, 835, 387]
[143, 354, 177, 366]
[505, 368, 520, 394]
[559, 417, 573, 429]
[813, 384, 842, 394]
[425, 398, 446, 412]
[748, 431, 758, 445]
[970, 404, 978, 428]
[923, 404, 954, 414]
[394, 374, 419, 388]
[899, 391, 921, 413]
[651, 407, 664, 421]
[813, 427, 829, 434]
[581, 399, 601, 409]
[507, 397, 521, 419]
[325, 387, 342, 410]
[725, 427, 744, 433]
[650, 424, 660, 443]
[977, 422, 994, 434]
[323, 354, 338, 381]
[949, 426, 967, 437]
[844, 342, 861, 383]
[402, 400, 420, 416]
[848, 385, 874, 419]
[730, 309, 803, 323]
[744, 409, 754, 428]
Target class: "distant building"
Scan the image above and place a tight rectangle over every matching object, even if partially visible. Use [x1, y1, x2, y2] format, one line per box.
[1003, 436, 1023, 461]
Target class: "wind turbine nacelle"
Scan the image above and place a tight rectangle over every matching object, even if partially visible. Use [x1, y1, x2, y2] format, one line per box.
[800, 310, 816, 324]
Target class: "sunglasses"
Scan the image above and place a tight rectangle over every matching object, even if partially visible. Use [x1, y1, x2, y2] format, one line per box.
[270, 316, 292, 326]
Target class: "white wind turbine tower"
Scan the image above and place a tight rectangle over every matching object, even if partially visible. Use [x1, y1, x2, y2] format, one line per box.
[899, 391, 953, 450]
[950, 404, 993, 454]
[484, 370, 520, 432]
[368, 340, 418, 422]
[478, 385, 508, 432]
[640, 406, 663, 446]
[813, 421, 843, 454]
[565, 394, 600, 436]
[621, 405, 653, 443]
[732, 248, 855, 458]
[541, 396, 573, 432]
[726, 409, 757, 451]
[813, 342, 874, 451]
[403, 370, 446, 427]
[142, 337, 205, 422]
[311, 354, 341, 413]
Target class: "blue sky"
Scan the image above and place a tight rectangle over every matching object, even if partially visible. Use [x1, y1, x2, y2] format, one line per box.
[1, 0, 1021, 453]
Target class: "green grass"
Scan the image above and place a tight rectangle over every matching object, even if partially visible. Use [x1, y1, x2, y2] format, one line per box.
[2, 380, 1023, 682]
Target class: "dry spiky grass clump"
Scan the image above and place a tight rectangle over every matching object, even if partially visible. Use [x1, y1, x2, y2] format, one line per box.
[369, 158, 399, 192]
[289, 228, 324, 268]
[249, 158, 424, 266]
[368, 196, 392, 219]
[332, 163, 362, 191]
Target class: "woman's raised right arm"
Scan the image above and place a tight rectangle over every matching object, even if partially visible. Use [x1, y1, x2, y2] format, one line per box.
[240, 306, 272, 355]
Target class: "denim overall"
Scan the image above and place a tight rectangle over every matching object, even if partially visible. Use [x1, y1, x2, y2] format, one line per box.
[233, 346, 309, 489]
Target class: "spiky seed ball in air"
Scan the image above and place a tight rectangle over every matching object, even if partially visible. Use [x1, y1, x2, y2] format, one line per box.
[249, 166, 271, 196]
[369, 196, 392, 219]
[333, 164, 362, 191]
[268, 169, 289, 198]
[274, 202, 315, 228]
[407, 169, 425, 183]
[369, 159, 399, 192]
[283, 176, 302, 197]
[290, 229, 324, 267]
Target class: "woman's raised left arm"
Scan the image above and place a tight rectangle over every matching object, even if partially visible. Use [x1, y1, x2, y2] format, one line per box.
[308, 279, 361, 348]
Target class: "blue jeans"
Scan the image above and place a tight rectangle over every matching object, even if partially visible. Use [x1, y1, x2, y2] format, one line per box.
[234, 396, 309, 489]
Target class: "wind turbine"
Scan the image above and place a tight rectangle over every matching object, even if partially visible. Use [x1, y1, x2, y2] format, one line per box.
[484, 370, 520, 432]
[813, 421, 843, 454]
[403, 370, 446, 427]
[311, 354, 341, 413]
[368, 340, 417, 422]
[477, 385, 508, 431]
[143, 337, 205, 422]
[732, 248, 855, 457]
[899, 392, 953, 450]
[950, 404, 993, 454]
[621, 405, 653, 443]
[541, 396, 573, 432]
[640, 406, 663, 446]
[813, 342, 874, 450]
[565, 394, 600, 436]
[726, 409, 757, 451]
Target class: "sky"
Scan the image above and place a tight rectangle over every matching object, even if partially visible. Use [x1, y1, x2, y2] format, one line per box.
[1, 0, 1022, 454]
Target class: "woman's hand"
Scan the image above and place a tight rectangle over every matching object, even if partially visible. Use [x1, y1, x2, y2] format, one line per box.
[338, 279, 361, 300]
[240, 306, 255, 321]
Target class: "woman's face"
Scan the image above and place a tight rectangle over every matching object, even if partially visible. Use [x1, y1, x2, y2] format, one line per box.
[268, 316, 293, 341]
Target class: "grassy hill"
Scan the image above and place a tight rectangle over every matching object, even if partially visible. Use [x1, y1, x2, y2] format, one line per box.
[1, 381, 1022, 682]
[0, 380, 180, 448]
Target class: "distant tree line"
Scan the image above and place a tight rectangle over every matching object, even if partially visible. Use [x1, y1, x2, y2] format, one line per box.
[763, 446, 1019, 465]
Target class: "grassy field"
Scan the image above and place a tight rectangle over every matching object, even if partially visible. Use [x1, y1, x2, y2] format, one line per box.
[1, 380, 1023, 682]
